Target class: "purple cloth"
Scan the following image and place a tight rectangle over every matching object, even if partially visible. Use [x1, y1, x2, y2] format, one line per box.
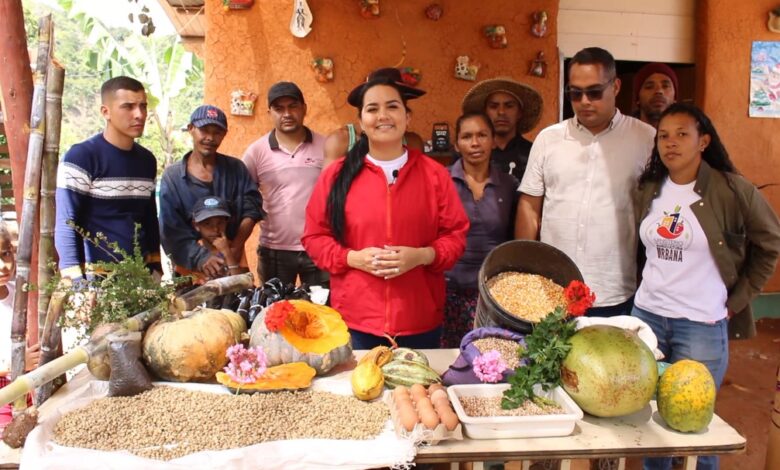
[442, 327, 526, 385]
[444, 161, 518, 290]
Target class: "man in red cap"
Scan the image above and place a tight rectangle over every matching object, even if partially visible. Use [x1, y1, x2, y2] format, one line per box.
[633, 62, 678, 127]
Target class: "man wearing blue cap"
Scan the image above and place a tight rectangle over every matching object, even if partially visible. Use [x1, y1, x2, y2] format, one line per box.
[159, 105, 264, 279]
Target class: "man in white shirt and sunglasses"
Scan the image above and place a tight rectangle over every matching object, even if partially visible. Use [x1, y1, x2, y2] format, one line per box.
[516, 46, 655, 319]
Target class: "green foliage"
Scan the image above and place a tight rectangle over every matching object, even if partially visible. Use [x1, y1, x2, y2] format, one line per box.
[23, 0, 204, 169]
[501, 307, 578, 409]
[56, 224, 181, 337]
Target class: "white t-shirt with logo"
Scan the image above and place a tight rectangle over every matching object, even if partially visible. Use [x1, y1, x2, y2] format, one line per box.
[366, 151, 408, 185]
[635, 178, 728, 322]
[0, 281, 15, 373]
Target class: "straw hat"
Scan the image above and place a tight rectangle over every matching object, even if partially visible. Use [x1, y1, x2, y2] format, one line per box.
[461, 78, 543, 134]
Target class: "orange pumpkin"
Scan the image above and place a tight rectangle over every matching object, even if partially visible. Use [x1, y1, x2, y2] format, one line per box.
[142, 308, 237, 382]
[215, 362, 317, 393]
[249, 300, 352, 375]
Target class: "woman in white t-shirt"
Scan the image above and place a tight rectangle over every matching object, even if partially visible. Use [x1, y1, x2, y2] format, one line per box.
[632, 103, 780, 470]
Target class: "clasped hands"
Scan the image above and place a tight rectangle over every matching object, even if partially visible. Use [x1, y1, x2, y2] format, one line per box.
[347, 245, 435, 279]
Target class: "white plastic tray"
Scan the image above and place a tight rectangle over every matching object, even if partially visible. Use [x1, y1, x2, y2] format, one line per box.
[447, 383, 583, 439]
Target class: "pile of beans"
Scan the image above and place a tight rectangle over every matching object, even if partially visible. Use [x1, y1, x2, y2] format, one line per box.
[53, 386, 389, 460]
[458, 395, 563, 417]
[472, 337, 523, 369]
[487, 272, 565, 322]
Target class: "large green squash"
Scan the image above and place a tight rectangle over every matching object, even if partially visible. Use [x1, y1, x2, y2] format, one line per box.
[142, 308, 237, 382]
[561, 325, 658, 417]
[657, 359, 716, 433]
[249, 300, 352, 375]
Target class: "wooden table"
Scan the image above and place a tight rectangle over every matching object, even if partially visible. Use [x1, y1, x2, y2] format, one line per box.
[415, 350, 745, 470]
[1, 350, 746, 470]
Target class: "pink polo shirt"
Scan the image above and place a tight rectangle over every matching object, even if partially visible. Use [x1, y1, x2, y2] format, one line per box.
[242, 128, 325, 251]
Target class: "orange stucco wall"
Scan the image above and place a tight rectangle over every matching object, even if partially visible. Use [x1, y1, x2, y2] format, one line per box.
[697, 0, 780, 291]
[204, 0, 560, 277]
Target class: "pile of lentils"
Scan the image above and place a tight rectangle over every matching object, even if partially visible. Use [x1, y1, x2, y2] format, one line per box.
[459, 395, 564, 417]
[53, 386, 389, 460]
[472, 337, 523, 369]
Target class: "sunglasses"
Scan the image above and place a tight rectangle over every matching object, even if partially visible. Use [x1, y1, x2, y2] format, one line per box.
[565, 78, 615, 102]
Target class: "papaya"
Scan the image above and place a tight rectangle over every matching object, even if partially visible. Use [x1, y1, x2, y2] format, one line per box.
[657, 359, 716, 433]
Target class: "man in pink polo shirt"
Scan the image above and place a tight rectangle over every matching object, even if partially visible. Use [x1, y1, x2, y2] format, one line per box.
[243, 81, 329, 287]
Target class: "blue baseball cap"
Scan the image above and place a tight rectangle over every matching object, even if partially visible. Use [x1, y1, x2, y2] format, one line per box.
[190, 105, 228, 130]
[191, 196, 231, 223]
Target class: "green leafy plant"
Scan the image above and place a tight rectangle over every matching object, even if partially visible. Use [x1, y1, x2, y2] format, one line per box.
[501, 281, 595, 409]
[55, 223, 183, 338]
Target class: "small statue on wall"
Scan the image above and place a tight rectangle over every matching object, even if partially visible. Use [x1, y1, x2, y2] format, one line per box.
[531, 11, 548, 38]
[769, 7, 780, 33]
[484, 25, 508, 49]
[230, 90, 258, 116]
[529, 51, 547, 77]
[290, 0, 313, 38]
[360, 0, 380, 19]
[455, 56, 480, 82]
[425, 3, 443, 21]
[311, 58, 335, 83]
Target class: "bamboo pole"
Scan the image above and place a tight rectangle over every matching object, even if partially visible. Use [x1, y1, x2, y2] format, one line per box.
[10, 15, 52, 414]
[0, 272, 254, 407]
[37, 62, 64, 345]
[34, 290, 67, 404]
[0, 0, 34, 217]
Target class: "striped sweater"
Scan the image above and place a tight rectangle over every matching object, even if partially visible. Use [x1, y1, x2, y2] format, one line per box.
[54, 133, 161, 279]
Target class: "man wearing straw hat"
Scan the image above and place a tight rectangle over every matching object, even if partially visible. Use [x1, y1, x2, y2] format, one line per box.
[461, 77, 543, 179]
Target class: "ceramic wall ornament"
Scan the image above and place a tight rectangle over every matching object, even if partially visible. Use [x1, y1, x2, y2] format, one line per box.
[769, 8, 780, 33]
[400, 67, 422, 86]
[222, 0, 254, 10]
[529, 51, 547, 77]
[360, 0, 380, 19]
[230, 90, 258, 116]
[455, 56, 480, 82]
[290, 0, 313, 38]
[425, 3, 443, 21]
[531, 11, 548, 38]
[311, 58, 335, 83]
[484, 25, 508, 49]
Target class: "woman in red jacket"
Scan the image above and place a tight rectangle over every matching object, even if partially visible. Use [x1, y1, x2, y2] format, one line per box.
[303, 75, 469, 349]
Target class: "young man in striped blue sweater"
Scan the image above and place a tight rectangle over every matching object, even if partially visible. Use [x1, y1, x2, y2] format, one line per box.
[55, 76, 162, 282]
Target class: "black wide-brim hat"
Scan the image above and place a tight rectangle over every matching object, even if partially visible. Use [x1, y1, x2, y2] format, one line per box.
[461, 77, 543, 134]
[347, 67, 426, 108]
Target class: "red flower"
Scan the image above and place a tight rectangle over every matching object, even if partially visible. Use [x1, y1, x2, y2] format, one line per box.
[563, 280, 595, 317]
[265, 300, 295, 332]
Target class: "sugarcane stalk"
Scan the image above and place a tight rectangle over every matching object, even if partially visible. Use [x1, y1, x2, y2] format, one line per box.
[0, 272, 254, 406]
[10, 15, 52, 414]
[37, 62, 64, 345]
[34, 290, 67, 404]
[766, 365, 780, 470]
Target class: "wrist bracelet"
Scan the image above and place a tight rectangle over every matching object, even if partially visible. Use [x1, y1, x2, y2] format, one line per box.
[227, 265, 240, 269]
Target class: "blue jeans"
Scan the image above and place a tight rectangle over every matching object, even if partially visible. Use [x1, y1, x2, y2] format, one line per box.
[631, 306, 729, 470]
[349, 327, 442, 350]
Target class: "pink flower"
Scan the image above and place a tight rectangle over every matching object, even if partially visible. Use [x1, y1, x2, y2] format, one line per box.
[473, 349, 507, 383]
[224, 344, 267, 384]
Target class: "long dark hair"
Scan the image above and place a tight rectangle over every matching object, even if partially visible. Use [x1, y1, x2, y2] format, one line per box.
[639, 102, 737, 186]
[326, 77, 410, 243]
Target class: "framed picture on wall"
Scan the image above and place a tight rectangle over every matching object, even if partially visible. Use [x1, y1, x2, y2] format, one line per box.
[749, 41, 780, 118]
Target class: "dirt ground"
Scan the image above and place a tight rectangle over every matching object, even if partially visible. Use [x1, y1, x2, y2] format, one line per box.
[446, 318, 780, 470]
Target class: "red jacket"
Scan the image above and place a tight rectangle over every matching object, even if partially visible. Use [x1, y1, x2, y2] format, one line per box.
[303, 149, 469, 337]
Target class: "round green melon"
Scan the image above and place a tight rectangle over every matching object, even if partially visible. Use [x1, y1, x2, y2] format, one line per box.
[657, 359, 716, 433]
[561, 325, 658, 417]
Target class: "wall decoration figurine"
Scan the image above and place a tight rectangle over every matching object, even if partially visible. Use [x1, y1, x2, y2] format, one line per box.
[769, 8, 780, 33]
[529, 51, 547, 77]
[425, 3, 443, 21]
[290, 0, 313, 38]
[360, 0, 380, 19]
[484, 25, 508, 49]
[455, 56, 480, 82]
[531, 11, 548, 38]
[230, 90, 258, 116]
[222, 0, 254, 10]
[311, 58, 335, 83]
[400, 67, 422, 86]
